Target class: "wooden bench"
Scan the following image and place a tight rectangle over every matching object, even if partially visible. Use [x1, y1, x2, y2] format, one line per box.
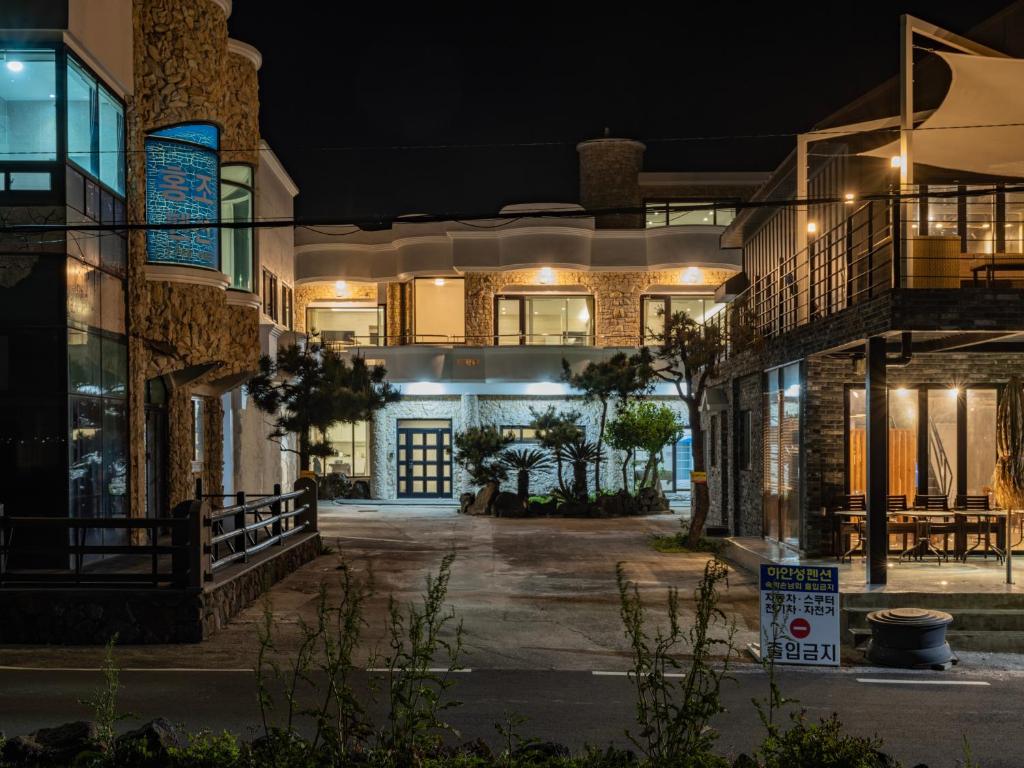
[971, 262, 1024, 285]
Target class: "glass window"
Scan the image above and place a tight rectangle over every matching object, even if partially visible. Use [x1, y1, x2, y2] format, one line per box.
[964, 187, 995, 255]
[262, 269, 278, 320]
[642, 295, 724, 344]
[70, 396, 102, 517]
[0, 49, 57, 162]
[501, 425, 540, 443]
[645, 202, 736, 228]
[101, 336, 127, 397]
[926, 185, 958, 237]
[967, 389, 997, 499]
[192, 396, 204, 463]
[496, 298, 520, 345]
[1006, 191, 1024, 255]
[765, 365, 800, 546]
[414, 278, 465, 343]
[928, 389, 958, 505]
[674, 431, 693, 492]
[308, 305, 385, 345]
[848, 388, 918, 498]
[318, 421, 370, 476]
[281, 285, 293, 330]
[8, 171, 51, 190]
[221, 164, 253, 291]
[68, 329, 101, 395]
[66, 58, 124, 194]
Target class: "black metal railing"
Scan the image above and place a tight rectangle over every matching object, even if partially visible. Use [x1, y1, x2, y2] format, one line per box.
[206, 483, 310, 573]
[0, 480, 317, 589]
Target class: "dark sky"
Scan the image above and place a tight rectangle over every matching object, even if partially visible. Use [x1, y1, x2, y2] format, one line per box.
[227, 1, 1014, 221]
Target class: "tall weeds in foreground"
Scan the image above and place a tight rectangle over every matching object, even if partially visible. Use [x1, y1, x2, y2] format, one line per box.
[79, 635, 130, 753]
[617, 558, 735, 767]
[377, 550, 465, 761]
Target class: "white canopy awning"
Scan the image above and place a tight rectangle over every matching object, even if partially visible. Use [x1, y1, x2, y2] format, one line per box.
[862, 51, 1024, 178]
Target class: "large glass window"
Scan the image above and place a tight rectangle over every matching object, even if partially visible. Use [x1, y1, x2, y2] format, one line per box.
[924, 185, 958, 237]
[495, 295, 594, 345]
[645, 201, 736, 228]
[307, 305, 385, 345]
[0, 49, 57, 162]
[964, 187, 995, 255]
[848, 388, 918, 499]
[414, 278, 465, 343]
[967, 389, 997, 499]
[927, 389, 958, 505]
[66, 58, 124, 194]
[764, 364, 800, 546]
[1007, 191, 1024, 255]
[642, 295, 725, 344]
[221, 164, 253, 291]
[316, 421, 370, 477]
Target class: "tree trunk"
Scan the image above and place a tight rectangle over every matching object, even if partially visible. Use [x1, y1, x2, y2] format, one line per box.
[517, 469, 529, 501]
[686, 400, 709, 548]
[299, 430, 311, 472]
[621, 449, 632, 494]
[573, 461, 587, 500]
[595, 399, 608, 494]
[555, 453, 564, 485]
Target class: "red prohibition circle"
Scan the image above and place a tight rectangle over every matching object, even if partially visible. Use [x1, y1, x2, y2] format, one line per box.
[789, 618, 811, 639]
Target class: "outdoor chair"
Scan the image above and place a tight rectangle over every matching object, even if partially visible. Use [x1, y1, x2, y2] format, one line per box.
[911, 494, 954, 562]
[955, 494, 1000, 562]
[835, 494, 866, 562]
[887, 495, 914, 552]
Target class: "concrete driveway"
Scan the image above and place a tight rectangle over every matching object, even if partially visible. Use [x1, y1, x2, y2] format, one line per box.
[0, 505, 759, 670]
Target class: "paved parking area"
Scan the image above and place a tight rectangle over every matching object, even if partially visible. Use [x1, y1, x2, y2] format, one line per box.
[0, 505, 759, 670]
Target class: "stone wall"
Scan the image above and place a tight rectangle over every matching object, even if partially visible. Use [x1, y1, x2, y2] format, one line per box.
[294, 281, 378, 334]
[577, 138, 645, 229]
[463, 268, 735, 348]
[370, 393, 690, 500]
[126, 0, 263, 516]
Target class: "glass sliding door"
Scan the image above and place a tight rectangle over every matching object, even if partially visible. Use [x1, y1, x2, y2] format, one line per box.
[496, 295, 594, 345]
[848, 388, 918, 499]
[927, 389, 958, 504]
[763, 364, 801, 547]
[967, 389, 997, 500]
[496, 298, 520, 345]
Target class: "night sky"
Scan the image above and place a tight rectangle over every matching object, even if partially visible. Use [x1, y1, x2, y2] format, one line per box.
[227, 1, 1013, 221]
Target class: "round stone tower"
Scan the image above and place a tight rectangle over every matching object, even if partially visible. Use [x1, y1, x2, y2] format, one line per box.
[576, 136, 646, 229]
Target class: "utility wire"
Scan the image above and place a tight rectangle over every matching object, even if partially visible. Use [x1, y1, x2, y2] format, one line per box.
[2, 184, 1021, 235]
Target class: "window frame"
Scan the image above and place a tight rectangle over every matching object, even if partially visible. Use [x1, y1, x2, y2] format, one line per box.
[644, 199, 739, 228]
[65, 52, 126, 196]
[191, 395, 204, 467]
[262, 268, 278, 321]
[500, 425, 541, 444]
[220, 162, 255, 292]
[281, 284, 294, 330]
[492, 293, 595, 346]
[640, 293, 721, 344]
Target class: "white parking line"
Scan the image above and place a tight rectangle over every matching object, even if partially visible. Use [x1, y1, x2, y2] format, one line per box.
[0, 666, 253, 673]
[856, 678, 990, 686]
[366, 668, 472, 673]
[592, 671, 687, 678]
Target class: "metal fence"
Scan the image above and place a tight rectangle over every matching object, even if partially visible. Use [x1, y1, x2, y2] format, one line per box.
[0, 480, 317, 589]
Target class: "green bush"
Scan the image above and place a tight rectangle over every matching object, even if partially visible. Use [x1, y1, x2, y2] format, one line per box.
[166, 731, 243, 768]
[754, 712, 893, 768]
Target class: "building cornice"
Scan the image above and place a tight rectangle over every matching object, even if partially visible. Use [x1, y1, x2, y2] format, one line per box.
[144, 264, 230, 290]
[206, 0, 233, 18]
[225, 290, 262, 309]
[227, 38, 262, 71]
[258, 140, 299, 197]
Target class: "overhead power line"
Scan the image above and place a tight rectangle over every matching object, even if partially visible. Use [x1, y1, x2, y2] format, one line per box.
[1, 184, 1020, 236]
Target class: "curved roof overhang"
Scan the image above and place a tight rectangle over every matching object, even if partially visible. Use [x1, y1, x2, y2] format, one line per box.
[294, 225, 741, 284]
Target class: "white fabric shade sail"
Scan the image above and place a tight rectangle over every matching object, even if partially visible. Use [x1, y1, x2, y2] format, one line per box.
[862, 52, 1024, 178]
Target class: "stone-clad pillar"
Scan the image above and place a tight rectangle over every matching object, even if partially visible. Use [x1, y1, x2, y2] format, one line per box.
[577, 137, 646, 230]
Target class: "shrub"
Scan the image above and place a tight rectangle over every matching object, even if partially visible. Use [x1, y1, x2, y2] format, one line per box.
[454, 426, 514, 487]
[755, 712, 894, 768]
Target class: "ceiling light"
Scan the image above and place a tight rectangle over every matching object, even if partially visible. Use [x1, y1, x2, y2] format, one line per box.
[890, 156, 902, 168]
[681, 267, 701, 284]
[6, 61, 24, 73]
[334, 280, 348, 297]
[538, 267, 555, 285]
[434, 277, 446, 287]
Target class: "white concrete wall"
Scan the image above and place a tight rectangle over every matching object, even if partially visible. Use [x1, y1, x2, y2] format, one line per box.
[68, 0, 133, 97]
[256, 142, 298, 326]
[369, 393, 689, 501]
[231, 386, 298, 497]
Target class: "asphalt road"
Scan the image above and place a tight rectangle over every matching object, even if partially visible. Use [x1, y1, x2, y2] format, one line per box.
[0, 664, 1020, 767]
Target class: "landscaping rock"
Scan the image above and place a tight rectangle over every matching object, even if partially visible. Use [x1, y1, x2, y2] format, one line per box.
[466, 482, 498, 515]
[637, 486, 669, 513]
[9, 720, 105, 764]
[493, 492, 524, 517]
[513, 741, 571, 760]
[116, 718, 183, 759]
[459, 492, 475, 515]
[3, 734, 47, 766]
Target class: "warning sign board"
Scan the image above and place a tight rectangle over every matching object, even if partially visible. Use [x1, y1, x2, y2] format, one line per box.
[759, 564, 840, 667]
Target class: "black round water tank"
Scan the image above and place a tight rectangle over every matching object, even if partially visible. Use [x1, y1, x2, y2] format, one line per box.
[865, 608, 955, 669]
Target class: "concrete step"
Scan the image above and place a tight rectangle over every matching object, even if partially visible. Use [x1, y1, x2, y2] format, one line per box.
[845, 606, 1024, 632]
[842, 591, 1024, 610]
[849, 627, 1024, 653]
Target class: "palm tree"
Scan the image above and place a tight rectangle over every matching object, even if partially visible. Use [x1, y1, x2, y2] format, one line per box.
[559, 440, 605, 501]
[501, 448, 554, 501]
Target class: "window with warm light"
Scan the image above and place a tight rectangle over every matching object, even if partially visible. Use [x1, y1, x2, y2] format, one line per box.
[641, 295, 725, 344]
[495, 295, 594, 345]
[315, 421, 370, 477]
[645, 201, 736, 228]
[307, 304, 385, 345]
[413, 277, 465, 343]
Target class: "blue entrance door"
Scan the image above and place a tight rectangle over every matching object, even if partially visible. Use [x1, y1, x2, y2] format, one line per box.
[396, 420, 452, 498]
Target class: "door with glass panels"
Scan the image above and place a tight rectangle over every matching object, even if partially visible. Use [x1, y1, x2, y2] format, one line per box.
[396, 420, 452, 498]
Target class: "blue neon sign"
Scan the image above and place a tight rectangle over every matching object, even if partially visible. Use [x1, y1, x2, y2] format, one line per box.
[145, 123, 220, 269]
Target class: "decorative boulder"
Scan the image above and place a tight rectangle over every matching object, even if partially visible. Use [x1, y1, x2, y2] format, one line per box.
[116, 718, 183, 760]
[6, 721, 104, 765]
[637, 486, 669, 513]
[466, 482, 499, 515]
[459, 492, 475, 515]
[493, 492, 524, 517]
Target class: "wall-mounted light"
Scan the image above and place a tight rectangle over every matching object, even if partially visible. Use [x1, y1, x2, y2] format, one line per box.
[890, 155, 902, 168]
[806, 221, 818, 235]
[949, 386, 960, 398]
[434, 277, 446, 287]
[681, 267, 701, 284]
[5, 61, 24, 73]
[334, 280, 348, 297]
[844, 193, 855, 204]
[538, 267, 555, 285]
